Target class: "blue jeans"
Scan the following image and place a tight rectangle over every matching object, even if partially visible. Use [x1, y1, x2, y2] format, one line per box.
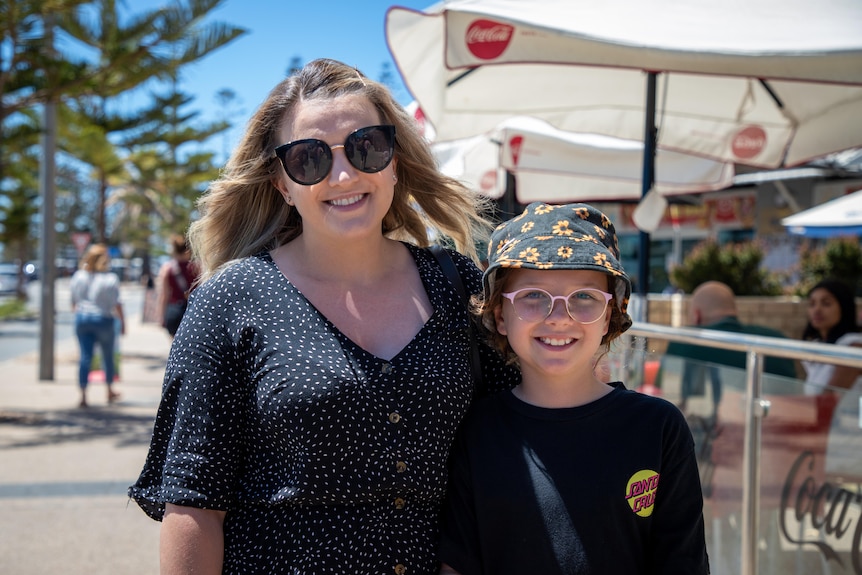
[75, 314, 116, 389]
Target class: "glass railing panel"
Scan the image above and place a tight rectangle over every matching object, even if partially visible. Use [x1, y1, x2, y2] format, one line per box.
[765, 380, 862, 575]
[649, 352, 862, 575]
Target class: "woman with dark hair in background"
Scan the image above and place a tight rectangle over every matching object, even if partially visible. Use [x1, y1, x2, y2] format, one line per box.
[801, 278, 862, 394]
[156, 234, 199, 338]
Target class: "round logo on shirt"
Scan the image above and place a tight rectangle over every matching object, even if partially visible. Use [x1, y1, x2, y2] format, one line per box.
[625, 469, 660, 517]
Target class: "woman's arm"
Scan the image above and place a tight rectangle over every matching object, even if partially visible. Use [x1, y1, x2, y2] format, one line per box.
[160, 504, 226, 575]
[826, 342, 862, 390]
[156, 263, 171, 326]
[439, 563, 463, 575]
[115, 302, 125, 335]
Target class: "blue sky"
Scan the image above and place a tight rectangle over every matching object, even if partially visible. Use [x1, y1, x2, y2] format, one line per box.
[131, 0, 434, 159]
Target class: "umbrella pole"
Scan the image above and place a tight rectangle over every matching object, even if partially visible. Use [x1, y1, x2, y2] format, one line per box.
[638, 72, 658, 304]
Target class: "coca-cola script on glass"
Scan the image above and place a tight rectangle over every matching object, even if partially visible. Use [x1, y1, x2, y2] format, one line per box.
[466, 19, 514, 60]
[780, 451, 862, 574]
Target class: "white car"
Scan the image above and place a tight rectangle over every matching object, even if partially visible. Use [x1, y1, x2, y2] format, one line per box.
[0, 263, 20, 296]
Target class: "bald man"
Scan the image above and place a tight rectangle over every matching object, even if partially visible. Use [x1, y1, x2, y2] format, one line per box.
[661, 281, 797, 409]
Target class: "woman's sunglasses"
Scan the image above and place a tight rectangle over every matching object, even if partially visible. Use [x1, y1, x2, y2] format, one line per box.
[273, 125, 396, 185]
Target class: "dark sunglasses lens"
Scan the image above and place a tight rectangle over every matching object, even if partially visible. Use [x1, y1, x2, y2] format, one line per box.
[284, 140, 333, 185]
[345, 126, 394, 173]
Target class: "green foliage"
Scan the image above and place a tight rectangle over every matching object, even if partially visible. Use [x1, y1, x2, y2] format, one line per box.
[795, 237, 862, 296]
[670, 239, 784, 296]
[2, 0, 247, 260]
[0, 298, 29, 320]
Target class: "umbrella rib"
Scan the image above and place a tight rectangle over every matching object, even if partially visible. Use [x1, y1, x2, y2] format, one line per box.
[448, 67, 479, 87]
[758, 79, 784, 109]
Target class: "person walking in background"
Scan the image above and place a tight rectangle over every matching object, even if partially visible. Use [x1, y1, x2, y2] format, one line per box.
[69, 243, 125, 408]
[129, 58, 519, 574]
[801, 278, 862, 393]
[156, 234, 199, 338]
[439, 203, 709, 575]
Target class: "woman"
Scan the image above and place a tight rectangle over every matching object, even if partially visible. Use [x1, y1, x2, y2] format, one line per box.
[129, 59, 519, 574]
[156, 233, 199, 338]
[69, 243, 125, 407]
[801, 278, 862, 394]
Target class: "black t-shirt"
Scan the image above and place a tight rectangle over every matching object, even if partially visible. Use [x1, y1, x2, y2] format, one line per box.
[440, 383, 710, 575]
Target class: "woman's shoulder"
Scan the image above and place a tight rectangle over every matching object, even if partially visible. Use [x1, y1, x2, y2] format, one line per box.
[193, 253, 278, 295]
[836, 331, 862, 347]
[415, 243, 483, 292]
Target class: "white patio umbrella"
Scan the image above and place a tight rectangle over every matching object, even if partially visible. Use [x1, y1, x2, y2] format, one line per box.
[429, 115, 735, 202]
[386, 0, 862, 293]
[781, 189, 862, 237]
[387, 0, 862, 166]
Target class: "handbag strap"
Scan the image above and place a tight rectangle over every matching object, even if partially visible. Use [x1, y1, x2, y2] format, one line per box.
[429, 245, 483, 390]
[171, 260, 189, 295]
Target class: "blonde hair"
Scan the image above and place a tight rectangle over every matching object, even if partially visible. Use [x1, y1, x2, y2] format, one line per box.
[189, 58, 494, 280]
[80, 243, 110, 273]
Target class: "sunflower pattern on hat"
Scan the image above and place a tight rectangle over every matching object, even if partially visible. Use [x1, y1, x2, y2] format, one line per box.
[483, 202, 633, 331]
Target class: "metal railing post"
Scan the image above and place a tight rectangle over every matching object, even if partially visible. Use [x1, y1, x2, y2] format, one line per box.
[740, 351, 770, 575]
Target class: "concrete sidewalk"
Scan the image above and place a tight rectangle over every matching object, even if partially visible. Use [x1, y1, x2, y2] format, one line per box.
[0, 284, 170, 575]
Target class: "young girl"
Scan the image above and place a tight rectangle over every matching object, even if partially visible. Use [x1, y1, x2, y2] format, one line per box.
[439, 202, 709, 575]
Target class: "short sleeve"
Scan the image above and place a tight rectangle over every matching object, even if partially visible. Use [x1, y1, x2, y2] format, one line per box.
[129, 272, 250, 519]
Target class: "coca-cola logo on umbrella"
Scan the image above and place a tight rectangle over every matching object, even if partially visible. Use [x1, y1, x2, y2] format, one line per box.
[480, 170, 497, 192]
[466, 19, 514, 60]
[508, 135, 524, 166]
[413, 106, 426, 134]
[731, 125, 767, 160]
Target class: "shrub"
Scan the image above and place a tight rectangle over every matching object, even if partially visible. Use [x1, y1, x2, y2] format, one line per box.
[795, 237, 862, 296]
[670, 240, 784, 296]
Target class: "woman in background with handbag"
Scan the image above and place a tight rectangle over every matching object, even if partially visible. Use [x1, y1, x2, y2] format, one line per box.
[156, 234, 199, 338]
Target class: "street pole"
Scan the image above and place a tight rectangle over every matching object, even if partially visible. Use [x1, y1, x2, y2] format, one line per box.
[38, 14, 58, 381]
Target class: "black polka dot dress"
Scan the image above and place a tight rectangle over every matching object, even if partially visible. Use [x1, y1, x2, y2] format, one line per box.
[129, 243, 519, 574]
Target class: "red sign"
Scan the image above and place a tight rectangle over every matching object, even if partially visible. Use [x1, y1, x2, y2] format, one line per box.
[413, 106, 427, 136]
[71, 232, 91, 256]
[480, 170, 497, 192]
[731, 125, 767, 160]
[509, 135, 524, 166]
[466, 19, 514, 60]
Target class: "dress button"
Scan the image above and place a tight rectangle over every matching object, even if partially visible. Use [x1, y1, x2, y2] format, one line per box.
[394, 497, 406, 509]
[394, 564, 406, 575]
[389, 412, 402, 424]
[395, 461, 407, 473]
[381, 362, 393, 374]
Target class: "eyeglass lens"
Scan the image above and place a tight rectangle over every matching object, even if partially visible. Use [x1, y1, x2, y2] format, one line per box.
[507, 288, 611, 323]
[275, 125, 395, 185]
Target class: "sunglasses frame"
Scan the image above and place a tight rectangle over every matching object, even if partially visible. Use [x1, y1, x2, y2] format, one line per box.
[273, 124, 396, 185]
[502, 287, 613, 324]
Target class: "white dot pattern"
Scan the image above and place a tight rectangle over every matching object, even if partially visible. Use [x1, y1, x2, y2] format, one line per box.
[129, 243, 519, 574]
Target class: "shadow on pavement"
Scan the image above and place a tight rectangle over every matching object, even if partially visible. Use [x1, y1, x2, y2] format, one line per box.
[0, 407, 156, 450]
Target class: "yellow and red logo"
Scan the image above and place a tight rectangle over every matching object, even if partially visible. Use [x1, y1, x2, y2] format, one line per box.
[625, 469, 660, 517]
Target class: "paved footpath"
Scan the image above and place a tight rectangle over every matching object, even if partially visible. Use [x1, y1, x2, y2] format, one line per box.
[0, 284, 170, 575]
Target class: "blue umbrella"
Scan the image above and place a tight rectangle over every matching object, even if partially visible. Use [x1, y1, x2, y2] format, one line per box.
[782, 189, 862, 237]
